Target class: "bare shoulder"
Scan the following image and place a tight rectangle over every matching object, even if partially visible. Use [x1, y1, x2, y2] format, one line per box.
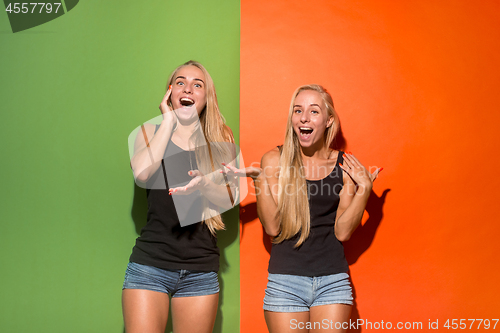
[261, 147, 280, 167]
[328, 148, 340, 163]
[329, 148, 339, 158]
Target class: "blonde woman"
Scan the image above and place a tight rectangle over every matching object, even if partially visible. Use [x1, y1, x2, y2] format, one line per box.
[123, 61, 235, 333]
[255, 85, 380, 333]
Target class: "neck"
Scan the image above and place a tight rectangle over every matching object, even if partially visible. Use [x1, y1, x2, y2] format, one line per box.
[300, 140, 330, 160]
[175, 120, 200, 139]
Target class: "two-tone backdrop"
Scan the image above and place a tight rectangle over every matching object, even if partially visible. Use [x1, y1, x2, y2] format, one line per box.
[1, 1, 499, 332]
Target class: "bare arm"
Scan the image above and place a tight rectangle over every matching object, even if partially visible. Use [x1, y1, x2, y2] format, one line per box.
[130, 121, 175, 183]
[334, 170, 367, 242]
[255, 148, 281, 236]
[130, 88, 177, 183]
[335, 153, 381, 241]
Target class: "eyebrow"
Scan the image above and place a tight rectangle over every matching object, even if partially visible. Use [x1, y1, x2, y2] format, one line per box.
[175, 76, 205, 84]
[293, 104, 321, 108]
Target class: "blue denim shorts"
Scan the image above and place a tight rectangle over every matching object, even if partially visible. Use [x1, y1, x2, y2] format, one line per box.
[122, 262, 219, 298]
[263, 272, 353, 312]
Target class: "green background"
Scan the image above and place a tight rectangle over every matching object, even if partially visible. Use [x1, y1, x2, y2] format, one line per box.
[0, 1, 240, 332]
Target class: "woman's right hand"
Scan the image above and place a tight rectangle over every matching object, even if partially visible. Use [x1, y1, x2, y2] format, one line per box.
[159, 85, 177, 128]
[340, 153, 381, 191]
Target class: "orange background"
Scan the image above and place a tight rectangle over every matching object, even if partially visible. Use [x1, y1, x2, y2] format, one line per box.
[240, 0, 500, 332]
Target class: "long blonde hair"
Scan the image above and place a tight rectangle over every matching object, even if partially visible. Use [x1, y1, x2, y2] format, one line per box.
[275, 84, 340, 247]
[166, 60, 234, 235]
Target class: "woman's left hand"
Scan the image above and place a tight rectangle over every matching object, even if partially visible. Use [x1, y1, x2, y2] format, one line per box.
[169, 170, 206, 195]
[339, 153, 381, 189]
[221, 163, 262, 179]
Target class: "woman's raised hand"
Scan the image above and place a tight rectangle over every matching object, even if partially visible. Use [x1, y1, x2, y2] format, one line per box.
[339, 152, 382, 190]
[159, 85, 177, 127]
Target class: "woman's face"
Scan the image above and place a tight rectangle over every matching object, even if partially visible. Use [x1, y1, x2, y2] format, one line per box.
[170, 65, 207, 119]
[291, 90, 333, 148]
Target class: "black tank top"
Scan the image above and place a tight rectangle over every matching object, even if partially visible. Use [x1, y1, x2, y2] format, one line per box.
[268, 151, 349, 276]
[129, 128, 219, 272]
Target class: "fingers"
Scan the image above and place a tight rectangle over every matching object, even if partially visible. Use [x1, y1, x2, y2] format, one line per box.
[169, 170, 203, 195]
[165, 85, 172, 101]
[342, 153, 360, 177]
[168, 186, 181, 195]
[343, 152, 362, 168]
[371, 167, 383, 182]
[338, 161, 352, 176]
[159, 85, 173, 113]
[160, 86, 171, 105]
[221, 162, 235, 172]
[343, 150, 384, 184]
[188, 170, 203, 178]
[338, 163, 348, 174]
[169, 182, 194, 195]
[248, 166, 262, 179]
[220, 164, 263, 179]
[221, 163, 244, 176]
[341, 154, 353, 169]
[341, 151, 368, 182]
[169, 182, 189, 195]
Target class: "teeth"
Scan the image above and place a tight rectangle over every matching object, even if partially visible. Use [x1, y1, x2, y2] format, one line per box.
[180, 97, 195, 106]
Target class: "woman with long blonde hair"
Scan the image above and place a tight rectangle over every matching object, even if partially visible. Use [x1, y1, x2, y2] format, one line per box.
[123, 60, 235, 333]
[254, 84, 380, 332]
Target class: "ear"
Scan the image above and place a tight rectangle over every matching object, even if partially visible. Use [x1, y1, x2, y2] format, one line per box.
[326, 116, 334, 128]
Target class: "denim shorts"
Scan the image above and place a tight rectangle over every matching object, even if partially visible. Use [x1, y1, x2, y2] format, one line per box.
[122, 262, 219, 298]
[263, 272, 353, 312]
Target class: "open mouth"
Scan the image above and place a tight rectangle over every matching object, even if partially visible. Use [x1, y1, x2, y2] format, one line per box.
[298, 127, 314, 140]
[299, 127, 313, 135]
[180, 97, 195, 107]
